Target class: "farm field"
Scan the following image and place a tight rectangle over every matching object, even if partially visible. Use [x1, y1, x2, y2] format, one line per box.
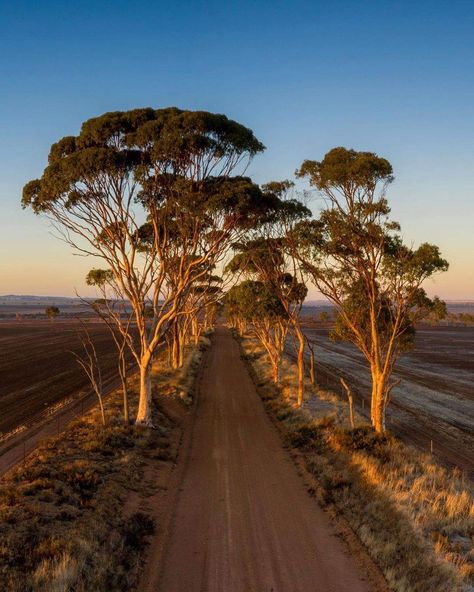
[300, 310, 474, 480]
[0, 301, 104, 318]
[1, 310, 473, 481]
[0, 319, 120, 436]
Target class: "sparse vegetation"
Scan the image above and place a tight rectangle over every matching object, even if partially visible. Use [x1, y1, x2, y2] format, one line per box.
[0, 336, 208, 591]
[11, 104, 466, 590]
[444, 311, 474, 326]
[240, 332, 474, 592]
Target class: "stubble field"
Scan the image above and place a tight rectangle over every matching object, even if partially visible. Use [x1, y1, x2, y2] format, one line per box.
[299, 310, 474, 480]
[0, 319, 118, 436]
[1, 307, 473, 482]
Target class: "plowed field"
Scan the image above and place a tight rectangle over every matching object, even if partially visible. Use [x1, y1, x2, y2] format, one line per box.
[0, 320, 119, 435]
[299, 317, 474, 479]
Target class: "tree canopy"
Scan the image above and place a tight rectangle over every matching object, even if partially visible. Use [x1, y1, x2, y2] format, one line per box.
[293, 147, 448, 432]
[22, 108, 265, 213]
[22, 107, 276, 426]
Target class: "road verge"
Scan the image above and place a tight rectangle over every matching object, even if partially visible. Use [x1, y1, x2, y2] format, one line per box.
[0, 337, 209, 592]
[238, 332, 474, 592]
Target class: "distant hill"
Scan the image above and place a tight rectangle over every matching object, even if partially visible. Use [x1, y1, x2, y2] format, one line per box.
[302, 299, 474, 316]
[2, 294, 473, 310]
[303, 300, 333, 307]
[0, 295, 82, 305]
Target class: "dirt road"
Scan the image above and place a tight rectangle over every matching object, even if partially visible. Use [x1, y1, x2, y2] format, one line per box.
[152, 327, 377, 592]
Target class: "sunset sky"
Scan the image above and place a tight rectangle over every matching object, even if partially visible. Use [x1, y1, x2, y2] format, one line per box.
[0, 1, 473, 300]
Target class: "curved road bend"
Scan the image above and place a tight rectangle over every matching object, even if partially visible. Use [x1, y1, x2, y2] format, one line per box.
[155, 326, 375, 592]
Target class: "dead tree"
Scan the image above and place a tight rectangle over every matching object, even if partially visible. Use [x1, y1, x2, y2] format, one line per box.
[340, 377, 355, 429]
[71, 326, 106, 426]
[305, 335, 316, 386]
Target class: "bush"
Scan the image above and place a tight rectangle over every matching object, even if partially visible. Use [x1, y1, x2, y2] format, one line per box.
[287, 423, 322, 450]
[122, 512, 156, 551]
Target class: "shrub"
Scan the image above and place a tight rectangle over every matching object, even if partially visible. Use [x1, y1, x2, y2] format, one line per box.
[122, 512, 156, 551]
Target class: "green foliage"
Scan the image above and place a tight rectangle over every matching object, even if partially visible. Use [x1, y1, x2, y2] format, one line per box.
[430, 296, 447, 320]
[22, 107, 276, 426]
[295, 149, 448, 349]
[127, 108, 264, 163]
[330, 281, 414, 353]
[226, 237, 285, 275]
[226, 237, 308, 305]
[383, 241, 449, 281]
[22, 108, 265, 214]
[225, 280, 287, 324]
[294, 147, 449, 432]
[86, 268, 114, 287]
[296, 146, 393, 195]
[458, 312, 474, 324]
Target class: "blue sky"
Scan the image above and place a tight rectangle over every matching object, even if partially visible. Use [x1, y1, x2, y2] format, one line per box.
[0, 0, 473, 298]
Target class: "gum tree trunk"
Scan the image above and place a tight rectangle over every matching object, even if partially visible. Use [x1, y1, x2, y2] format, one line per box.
[272, 362, 279, 384]
[171, 322, 182, 369]
[370, 370, 387, 433]
[136, 355, 153, 425]
[294, 325, 305, 407]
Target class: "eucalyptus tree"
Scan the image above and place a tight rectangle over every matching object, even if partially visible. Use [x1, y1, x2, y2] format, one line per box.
[45, 306, 60, 320]
[186, 272, 223, 346]
[226, 182, 310, 405]
[225, 280, 288, 383]
[293, 147, 448, 432]
[167, 273, 223, 369]
[163, 256, 223, 368]
[22, 108, 274, 425]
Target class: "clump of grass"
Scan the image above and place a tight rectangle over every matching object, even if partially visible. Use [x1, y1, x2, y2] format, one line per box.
[122, 511, 156, 551]
[0, 339, 207, 591]
[286, 423, 322, 450]
[240, 334, 474, 592]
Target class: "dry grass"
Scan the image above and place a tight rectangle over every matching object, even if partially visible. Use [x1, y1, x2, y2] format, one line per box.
[158, 336, 210, 405]
[240, 334, 474, 592]
[0, 338, 208, 592]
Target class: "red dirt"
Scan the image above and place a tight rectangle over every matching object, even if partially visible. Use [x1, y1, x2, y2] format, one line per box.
[141, 327, 381, 592]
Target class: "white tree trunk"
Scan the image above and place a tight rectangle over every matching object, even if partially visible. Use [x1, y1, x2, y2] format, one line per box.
[295, 326, 305, 407]
[371, 371, 387, 434]
[136, 360, 153, 425]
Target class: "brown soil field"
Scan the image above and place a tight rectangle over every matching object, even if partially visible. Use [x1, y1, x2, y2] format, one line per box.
[0, 303, 94, 318]
[0, 319, 122, 436]
[1, 312, 472, 484]
[297, 313, 474, 480]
